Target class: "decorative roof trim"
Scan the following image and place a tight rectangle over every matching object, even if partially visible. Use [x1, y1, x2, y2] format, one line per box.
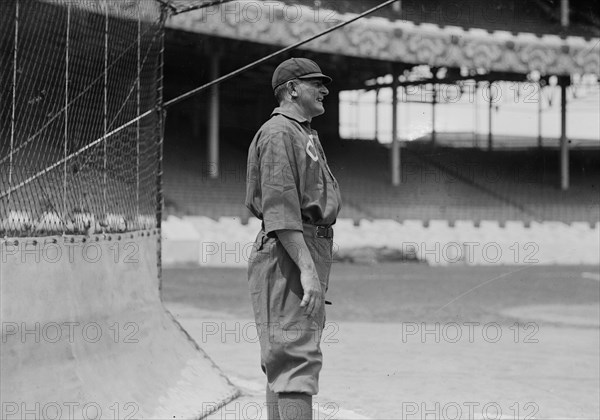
[167, 0, 600, 76]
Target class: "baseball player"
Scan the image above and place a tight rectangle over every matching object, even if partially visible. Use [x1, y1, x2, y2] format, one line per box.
[245, 58, 342, 420]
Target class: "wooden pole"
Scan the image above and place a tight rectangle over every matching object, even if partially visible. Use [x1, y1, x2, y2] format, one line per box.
[487, 82, 493, 151]
[559, 77, 569, 190]
[374, 88, 379, 141]
[208, 54, 220, 179]
[431, 82, 437, 145]
[391, 73, 400, 186]
[537, 82, 543, 148]
[473, 82, 479, 147]
[561, 0, 569, 27]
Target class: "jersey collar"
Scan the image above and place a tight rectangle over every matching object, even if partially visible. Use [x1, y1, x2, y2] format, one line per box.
[271, 107, 309, 125]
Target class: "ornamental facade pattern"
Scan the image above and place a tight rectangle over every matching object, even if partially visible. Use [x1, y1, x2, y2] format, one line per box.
[168, 1, 599, 76]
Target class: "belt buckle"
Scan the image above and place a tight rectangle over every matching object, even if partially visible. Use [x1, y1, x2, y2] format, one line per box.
[316, 226, 330, 238]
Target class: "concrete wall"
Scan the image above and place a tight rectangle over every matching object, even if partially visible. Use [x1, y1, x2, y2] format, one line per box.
[162, 216, 600, 267]
[1, 231, 238, 419]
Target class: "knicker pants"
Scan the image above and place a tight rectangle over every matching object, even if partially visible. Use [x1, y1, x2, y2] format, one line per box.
[247, 229, 333, 395]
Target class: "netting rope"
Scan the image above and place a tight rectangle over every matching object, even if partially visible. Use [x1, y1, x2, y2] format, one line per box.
[1, 0, 167, 236]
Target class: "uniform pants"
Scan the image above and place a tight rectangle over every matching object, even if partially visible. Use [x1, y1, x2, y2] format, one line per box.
[247, 227, 333, 395]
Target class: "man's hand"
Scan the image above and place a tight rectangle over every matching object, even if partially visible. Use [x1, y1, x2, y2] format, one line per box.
[276, 229, 323, 318]
[299, 269, 323, 318]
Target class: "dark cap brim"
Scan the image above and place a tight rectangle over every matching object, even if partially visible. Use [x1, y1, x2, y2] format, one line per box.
[297, 72, 332, 84]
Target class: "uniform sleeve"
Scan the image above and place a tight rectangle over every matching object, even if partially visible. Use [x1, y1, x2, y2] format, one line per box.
[258, 131, 303, 234]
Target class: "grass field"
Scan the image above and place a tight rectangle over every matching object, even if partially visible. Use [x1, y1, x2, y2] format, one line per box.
[162, 263, 600, 419]
[162, 263, 599, 325]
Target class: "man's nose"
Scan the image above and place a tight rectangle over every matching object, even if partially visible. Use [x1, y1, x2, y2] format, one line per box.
[321, 86, 329, 96]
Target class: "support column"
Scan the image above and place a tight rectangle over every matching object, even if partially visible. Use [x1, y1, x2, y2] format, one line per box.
[537, 82, 543, 148]
[207, 54, 220, 179]
[561, 0, 569, 27]
[374, 88, 379, 142]
[559, 0, 569, 189]
[431, 81, 437, 145]
[391, 73, 400, 186]
[559, 76, 569, 190]
[473, 82, 479, 147]
[488, 81, 493, 151]
[354, 90, 360, 138]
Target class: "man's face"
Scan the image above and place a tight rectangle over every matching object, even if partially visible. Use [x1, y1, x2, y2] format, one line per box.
[294, 78, 329, 119]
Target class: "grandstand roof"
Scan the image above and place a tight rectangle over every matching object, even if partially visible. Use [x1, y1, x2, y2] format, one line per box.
[279, 0, 600, 38]
[165, 0, 599, 87]
[165, 0, 600, 38]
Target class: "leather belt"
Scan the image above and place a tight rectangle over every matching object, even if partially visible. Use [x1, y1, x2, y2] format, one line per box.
[261, 222, 334, 239]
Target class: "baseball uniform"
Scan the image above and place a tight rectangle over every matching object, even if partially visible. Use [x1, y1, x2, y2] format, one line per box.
[246, 106, 342, 395]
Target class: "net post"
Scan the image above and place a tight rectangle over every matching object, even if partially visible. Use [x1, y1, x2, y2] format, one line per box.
[63, 2, 70, 233]
[9, 0, 19, 211]
[103, 0, 109, 226]
[155, 4, 169, 290]
[136, 3, 141, 227]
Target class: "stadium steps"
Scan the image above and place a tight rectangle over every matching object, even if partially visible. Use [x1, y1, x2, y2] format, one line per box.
[331, 140, 526, 222]
[406, 144, 600, 224]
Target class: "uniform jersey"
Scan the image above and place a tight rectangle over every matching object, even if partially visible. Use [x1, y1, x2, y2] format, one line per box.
[245, 107, 342, 234]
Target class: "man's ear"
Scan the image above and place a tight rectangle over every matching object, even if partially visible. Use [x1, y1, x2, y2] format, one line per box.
[287, 81, 298, 98]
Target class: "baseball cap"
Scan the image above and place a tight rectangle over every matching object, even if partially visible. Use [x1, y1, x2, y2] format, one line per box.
[272, 57, 332, 90]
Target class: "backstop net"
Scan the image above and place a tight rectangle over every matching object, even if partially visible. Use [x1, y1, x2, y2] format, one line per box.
[1, 2, 240, 417]
[0, 0, 166, 237]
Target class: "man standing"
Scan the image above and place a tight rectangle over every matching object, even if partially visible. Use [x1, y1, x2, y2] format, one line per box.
[245, 58, 342, 420]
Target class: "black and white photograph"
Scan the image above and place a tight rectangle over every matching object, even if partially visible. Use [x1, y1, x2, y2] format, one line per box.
[1, 1, 599, 419]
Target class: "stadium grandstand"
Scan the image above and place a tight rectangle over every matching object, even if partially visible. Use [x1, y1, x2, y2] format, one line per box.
[161, 0, 599, 225]
[2, 1, 598, 418]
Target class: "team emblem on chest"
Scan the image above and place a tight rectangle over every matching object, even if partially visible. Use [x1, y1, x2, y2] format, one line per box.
[306, 135, 319, 162]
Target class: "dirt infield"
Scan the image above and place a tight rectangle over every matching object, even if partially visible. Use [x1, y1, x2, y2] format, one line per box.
[163, 264, 600, 419]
